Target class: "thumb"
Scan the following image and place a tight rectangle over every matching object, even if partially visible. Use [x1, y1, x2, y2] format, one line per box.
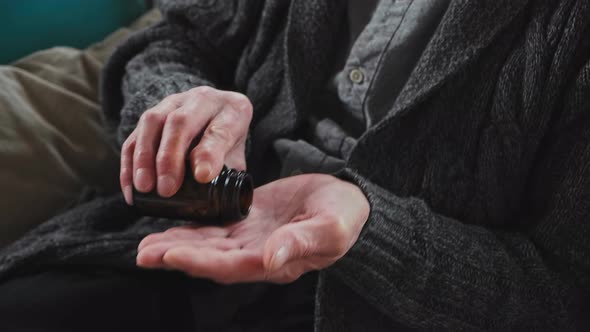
[263, 215, 346, 273]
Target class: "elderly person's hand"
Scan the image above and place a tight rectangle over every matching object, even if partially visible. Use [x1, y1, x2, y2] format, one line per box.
[136, 174, 370, 284]
[120, 87, 253, 204]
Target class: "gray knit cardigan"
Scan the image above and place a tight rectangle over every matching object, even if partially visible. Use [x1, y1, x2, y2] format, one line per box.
[1, 0, 590, 330]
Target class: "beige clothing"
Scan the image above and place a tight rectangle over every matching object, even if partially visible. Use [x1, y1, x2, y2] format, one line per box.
[0, 10, 161, 248]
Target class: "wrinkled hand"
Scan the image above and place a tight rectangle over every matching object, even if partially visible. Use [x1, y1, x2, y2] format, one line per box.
[120, 86, 253, 204]
[136, 174, 370, 284]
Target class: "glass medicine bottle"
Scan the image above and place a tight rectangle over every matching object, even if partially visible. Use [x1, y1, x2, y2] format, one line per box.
[133, 165, 254, 223]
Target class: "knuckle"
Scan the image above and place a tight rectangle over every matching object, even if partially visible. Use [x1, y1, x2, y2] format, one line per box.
[121, 136, 135, 152]
[155, 150, 178, 171]
[163, 93, 183, 106]
[163, 227, 187, 237]
[140, 111, 165, 125]
[120, 165, 132, 177]
[119, 171, 132, 186]
[218, 110, 248, 139]
[120, 155, 131, 169]
[156, 149, 176, 170]
[142, 233, 159, 243]
[190, 86, 215, 99]
[134, 148, 154, 164]
[228, 93, 253, 117]
[220, 104, 242, 122]
[167, 111, 190, 127]
[205, 124, 234, 144]
[163, 227, 179, 235]
[139, 233, 160, 247]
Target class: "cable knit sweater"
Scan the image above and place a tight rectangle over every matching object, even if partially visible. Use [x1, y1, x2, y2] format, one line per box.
[1, 0, 590, 330]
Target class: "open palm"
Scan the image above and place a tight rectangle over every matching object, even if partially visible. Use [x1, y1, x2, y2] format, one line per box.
[136, 174, 370, 284]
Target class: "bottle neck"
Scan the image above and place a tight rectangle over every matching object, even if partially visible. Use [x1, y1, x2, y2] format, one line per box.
[211, 168, 253, 221]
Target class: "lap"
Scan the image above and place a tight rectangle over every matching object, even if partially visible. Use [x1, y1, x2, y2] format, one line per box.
[0, 268, 195, 332]
[0, 268, 316, 332]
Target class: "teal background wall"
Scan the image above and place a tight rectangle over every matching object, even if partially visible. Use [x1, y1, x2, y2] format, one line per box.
[0, 0, 148, 63]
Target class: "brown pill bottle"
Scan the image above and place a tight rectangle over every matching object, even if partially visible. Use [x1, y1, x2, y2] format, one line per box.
[132, 165, 254, 223]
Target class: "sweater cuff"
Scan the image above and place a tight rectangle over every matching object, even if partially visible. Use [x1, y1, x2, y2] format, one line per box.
[328, 167, 428, 315]
[332, 167, 420, 258]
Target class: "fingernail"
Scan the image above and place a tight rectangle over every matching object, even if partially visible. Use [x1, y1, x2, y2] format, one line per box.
[270, 246, 289, 271]
[123, 185, 133, 205]
[135, 168, 152, 192]
[194, 161, 211, 182]
[157, 175, 177, 197]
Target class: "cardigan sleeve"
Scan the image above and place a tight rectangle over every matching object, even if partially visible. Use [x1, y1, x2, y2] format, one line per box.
[328, 60, 590, 330]
[100, 0, 263, 146]
[327, 59, 590, 330]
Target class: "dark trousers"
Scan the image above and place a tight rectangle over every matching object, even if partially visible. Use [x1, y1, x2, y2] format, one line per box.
[0, 267, 316, 332]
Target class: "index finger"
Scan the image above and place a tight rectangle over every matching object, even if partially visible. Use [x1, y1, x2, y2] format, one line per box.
[120, 130, 137, 205]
